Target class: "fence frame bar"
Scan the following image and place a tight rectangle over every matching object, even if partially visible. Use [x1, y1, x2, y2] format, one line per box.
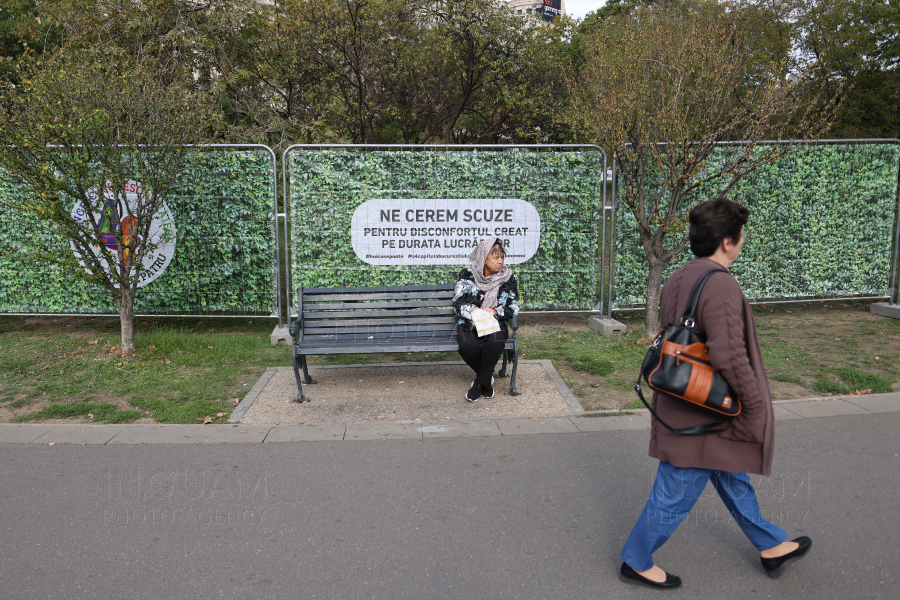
[282, 144, 608, 315]
[608, 138, 900, 313]
[0, 143, 281, 319]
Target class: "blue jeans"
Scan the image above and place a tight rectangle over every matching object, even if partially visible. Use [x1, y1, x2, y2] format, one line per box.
[620, 461, 788, 572]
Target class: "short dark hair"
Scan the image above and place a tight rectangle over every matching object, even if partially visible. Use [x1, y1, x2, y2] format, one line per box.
[688, 199, 749, 257]
[490, 239, 506, 258]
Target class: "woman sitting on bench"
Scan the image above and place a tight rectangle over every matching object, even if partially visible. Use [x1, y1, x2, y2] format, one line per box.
[452, 237, 520, 402]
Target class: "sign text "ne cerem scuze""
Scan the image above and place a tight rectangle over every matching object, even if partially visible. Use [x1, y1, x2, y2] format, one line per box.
[351, 199, 541, 266]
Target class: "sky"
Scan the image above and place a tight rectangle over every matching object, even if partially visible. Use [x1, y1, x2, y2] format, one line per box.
[565, 0, 607, 20]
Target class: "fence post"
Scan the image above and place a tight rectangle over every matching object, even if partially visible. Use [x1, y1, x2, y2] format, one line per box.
[871, 138, 900, 319]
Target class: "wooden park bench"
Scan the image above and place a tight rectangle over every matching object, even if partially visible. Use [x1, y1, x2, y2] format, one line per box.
[287, 284, 520, 403]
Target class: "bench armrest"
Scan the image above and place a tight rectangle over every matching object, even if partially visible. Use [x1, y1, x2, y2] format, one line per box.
[288, 318, 303, 343]
[509, 315, 519, 332]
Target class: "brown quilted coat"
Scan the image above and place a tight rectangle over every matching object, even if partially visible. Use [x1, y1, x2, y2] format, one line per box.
[648, 257, 775, 476]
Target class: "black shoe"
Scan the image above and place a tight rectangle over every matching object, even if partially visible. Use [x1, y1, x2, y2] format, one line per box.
[466, 381, 480, 402]
[761, 537, 812, 579]
[482, 376, 495, 399]
[619, 563, 681, 589]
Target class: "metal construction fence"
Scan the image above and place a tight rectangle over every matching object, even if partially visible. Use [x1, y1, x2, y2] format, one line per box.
[1, 141, 899, 322]
[0, 145, 279, 318]
[604, 139, 900, 317]
[282, 145, 609, 315]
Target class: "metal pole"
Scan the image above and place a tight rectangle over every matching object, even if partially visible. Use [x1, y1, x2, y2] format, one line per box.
[598, 153, 608, 314]
[259, 145, 282, 326]
[607, 156, 617, 319]
[282, 147, 293, 320]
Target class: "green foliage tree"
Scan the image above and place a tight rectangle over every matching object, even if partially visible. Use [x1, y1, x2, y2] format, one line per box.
[567, 0, 835, 336]
[0, 50, 214, 352]
[787, 0, 900, 138]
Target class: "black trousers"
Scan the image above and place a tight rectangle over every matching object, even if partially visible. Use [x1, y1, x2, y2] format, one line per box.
[457, 322, 508, 390]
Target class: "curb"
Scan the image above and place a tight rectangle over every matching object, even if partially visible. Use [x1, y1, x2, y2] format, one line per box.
[2, 392, 897, 446]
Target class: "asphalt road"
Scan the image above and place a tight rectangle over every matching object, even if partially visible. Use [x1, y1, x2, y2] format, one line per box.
[1, 412, 897, 599]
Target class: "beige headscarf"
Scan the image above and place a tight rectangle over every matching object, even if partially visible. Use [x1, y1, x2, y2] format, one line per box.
[468, 237, 513, 309]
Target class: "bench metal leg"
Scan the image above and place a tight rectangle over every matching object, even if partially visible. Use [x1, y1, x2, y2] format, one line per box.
[498, 349, 508, 378]
[291, 350, 307, 403]
[301, 356, 315, 385]
[507, 342, 521, 396]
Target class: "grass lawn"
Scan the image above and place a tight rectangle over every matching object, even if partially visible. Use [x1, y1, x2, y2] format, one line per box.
[1, 301, 898, 423]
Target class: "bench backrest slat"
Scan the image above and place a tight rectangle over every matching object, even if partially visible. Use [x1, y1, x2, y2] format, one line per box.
[303, 316, 458, 329]
[304, 299, 454, 311]
[304, 308, 456, 320]
[303, 322, 459, 336]
[301, 330, 459, 341]
[304, 284, 455, 294]
[304, 291, 454, 303]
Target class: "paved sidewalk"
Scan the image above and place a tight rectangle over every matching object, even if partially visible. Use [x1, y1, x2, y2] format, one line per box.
[2, 392, 897, 445]
[1, 410, 897, 599]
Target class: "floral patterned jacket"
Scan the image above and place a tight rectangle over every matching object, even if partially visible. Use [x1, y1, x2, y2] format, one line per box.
[452, 267, 520, 327]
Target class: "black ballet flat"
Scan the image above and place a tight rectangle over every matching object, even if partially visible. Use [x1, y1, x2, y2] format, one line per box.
[761, 536, 812, 579]
[619, 562, 682, 589]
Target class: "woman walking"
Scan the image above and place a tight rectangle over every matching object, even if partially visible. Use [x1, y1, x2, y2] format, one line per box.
[619, 199, 812, 589]
[453, 237, 520, 402]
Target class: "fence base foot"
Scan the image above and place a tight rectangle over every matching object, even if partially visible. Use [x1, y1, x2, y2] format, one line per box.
[271, 324, 291, 345]
[871, 302, 900, 320]
[588, 316, 627, 336]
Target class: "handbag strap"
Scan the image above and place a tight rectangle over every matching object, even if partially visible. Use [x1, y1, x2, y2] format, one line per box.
[635, 266, 734, 435]
[681, 268, 729, 327]
[633, 379, 732, 435]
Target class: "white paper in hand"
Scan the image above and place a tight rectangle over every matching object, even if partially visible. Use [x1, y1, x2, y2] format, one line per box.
[471, 308, 501, 336]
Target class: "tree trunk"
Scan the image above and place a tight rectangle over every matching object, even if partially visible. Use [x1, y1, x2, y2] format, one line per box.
[116, 290, 136, 354]
[644, 256, 665, 339]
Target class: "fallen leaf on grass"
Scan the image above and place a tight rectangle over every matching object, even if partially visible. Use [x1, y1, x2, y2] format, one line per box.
[88, 340, 98, 345]
[87, 413, 94, 419]
[207, 346, 214, 349]
[149, 345, 155, 350]
[216, 412, 225, 417]
[197, 416, 214, 424]
[854, 389, 873, 395]
[231, 398, 239, 405]
[165, 360, 171, 364]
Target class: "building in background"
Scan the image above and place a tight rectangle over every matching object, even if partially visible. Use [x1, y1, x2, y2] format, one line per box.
[505, 0, 566, 22]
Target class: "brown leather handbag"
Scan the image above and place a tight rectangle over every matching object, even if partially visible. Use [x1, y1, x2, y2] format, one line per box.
[634, 269, 741, 435]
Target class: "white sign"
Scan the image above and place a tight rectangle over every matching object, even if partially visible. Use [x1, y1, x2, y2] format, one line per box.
[351, 199, 541, 265]
[70, 180, 177, 287]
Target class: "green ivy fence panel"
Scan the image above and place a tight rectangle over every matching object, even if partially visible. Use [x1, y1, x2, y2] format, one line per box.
[285, 146, 607, 312]
[613, 141, 900, 308]
[0, 146, 278, 316]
